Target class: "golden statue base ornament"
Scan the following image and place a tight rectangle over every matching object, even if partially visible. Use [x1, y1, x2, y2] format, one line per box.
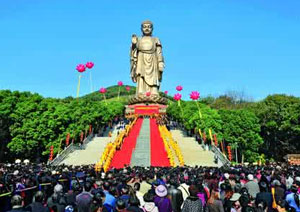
[128, 93, 168, 105]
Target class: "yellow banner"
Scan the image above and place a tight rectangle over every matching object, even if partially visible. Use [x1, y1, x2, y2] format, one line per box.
[209, 129, 213, 142]
[198, 129, 202, 138]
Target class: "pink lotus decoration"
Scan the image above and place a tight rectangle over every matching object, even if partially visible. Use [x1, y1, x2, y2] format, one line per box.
[99, 87, 107, 94]
[126, 86, 131, 91]
[117, 81, 123, 100]
[146, 92, 151, 97]
[76, 64, 86, 73]
[174, 93, 184, 116]
[118, 81, 123, 86]
[76, 64, 86, 98]
[190, 91, 200, 100]
[190, 91, 203, 119]
[99, 87, 107, 104]
[86, 62, 94, 69]
[164, 91, 168, 95]
[173, 93, 182, 101]
[176, 85, 183, 91]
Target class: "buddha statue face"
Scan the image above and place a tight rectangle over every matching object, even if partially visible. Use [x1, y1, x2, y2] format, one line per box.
[141, 22, 153, 36]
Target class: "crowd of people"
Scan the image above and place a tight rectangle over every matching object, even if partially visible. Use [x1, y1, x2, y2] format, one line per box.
[1, 162, 300, 212]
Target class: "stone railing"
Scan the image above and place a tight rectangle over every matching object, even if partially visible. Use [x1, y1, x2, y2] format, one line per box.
[49, 133, 94, 166]
[211, 145, 231, 167]
[81, 133, 94, 149]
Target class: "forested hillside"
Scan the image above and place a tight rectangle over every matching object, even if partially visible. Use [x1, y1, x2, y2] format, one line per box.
[1, 86, 299, 163]
[167, 94, 300, 162]
[0, 88, 125, 162]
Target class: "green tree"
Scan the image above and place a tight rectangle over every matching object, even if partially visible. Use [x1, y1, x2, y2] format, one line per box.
[219, 109, 263, 162]
[0, 90, 19, 160]
[167, 101, 223, 140]
[8, 93, 45, 159]
[252, 94, 300, 160]
[4, 89, 126, 162]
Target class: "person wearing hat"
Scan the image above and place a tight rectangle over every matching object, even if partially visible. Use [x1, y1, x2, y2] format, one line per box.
[7, 195, 29, 212]
[142, 192, 159, 212]
[245, 174, 260, 199]
[230, 193, 241, 212]
[153, 185, 172, 212]
[23, 159, 30, 165]
[47, 184, 66, 212]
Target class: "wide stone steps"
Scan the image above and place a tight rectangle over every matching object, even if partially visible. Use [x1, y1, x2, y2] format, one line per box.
[171, 130, 217, 167]
[59, 136, 115, 166]
[130, 118, 151, 167]
[57, 126, 218, 167]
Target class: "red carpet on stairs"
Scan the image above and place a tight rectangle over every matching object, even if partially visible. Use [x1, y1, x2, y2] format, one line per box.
[110, 118, 143, 169]
[150, 118, 170, 167]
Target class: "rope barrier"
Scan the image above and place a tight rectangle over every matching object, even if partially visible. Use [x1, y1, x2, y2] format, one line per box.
[0, 192, 11, 197]
[0, 178, 70, 198]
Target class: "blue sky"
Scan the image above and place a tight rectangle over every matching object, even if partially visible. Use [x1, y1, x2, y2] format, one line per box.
[0, 0, 299, 100]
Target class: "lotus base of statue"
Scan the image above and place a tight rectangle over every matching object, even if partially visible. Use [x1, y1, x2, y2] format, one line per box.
[128, 94, 168, 105]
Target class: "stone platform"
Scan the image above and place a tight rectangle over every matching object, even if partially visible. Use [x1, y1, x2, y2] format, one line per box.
[125, 104, 168, 116]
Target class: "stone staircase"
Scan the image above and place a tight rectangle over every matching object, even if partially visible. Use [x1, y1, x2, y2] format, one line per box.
[130, 118, 151, 167]
[59, 136, 115, 166]
[56, 124, 225, 167]
[58, 128, 118, 166]
[171, 130, 219, 167]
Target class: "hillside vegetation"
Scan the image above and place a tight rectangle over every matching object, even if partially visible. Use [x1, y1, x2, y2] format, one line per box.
[1, 86, 300, 163]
